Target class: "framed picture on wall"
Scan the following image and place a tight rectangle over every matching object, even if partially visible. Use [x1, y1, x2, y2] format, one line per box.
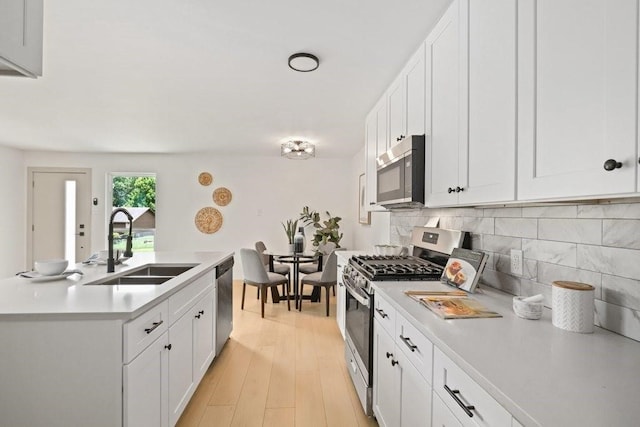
[358, 173, 371, 225]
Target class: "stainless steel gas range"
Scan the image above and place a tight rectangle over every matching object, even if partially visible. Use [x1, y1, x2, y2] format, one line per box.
[341, 227, 467, 416]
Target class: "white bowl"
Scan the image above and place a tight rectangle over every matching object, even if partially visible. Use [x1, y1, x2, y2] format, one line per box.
[513, 296, 543, 320]
[374, 245, 403, 256]
[34, 259, 69, 276]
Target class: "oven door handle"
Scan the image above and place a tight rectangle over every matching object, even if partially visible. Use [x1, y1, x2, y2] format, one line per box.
[345, 283, 370, 308]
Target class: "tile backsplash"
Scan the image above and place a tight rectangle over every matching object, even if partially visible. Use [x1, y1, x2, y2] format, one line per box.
[390, 202, 640, 342]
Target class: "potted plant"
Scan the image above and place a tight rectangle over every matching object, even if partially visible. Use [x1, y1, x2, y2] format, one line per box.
[281, 219, 298, 251]
[299, 206, 343, 252]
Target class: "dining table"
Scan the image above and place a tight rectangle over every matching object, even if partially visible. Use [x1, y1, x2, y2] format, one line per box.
[265, 250, 323, 309]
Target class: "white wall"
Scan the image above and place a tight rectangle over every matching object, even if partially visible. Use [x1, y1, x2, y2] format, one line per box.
[23, 151, 354, 278]
[350, 145, 391, 251]
[0, 146, 25, 276]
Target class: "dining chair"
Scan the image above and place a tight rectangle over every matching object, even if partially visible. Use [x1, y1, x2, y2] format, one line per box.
[299, 251, 337, 316]
[255, 240, 291, 298]
[240, 248, 290, 318]
[298, 241, 336, 275]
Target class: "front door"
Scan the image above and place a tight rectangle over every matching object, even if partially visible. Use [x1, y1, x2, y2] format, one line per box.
[28, 168, 92, 268]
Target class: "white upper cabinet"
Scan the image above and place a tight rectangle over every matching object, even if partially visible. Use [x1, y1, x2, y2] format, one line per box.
[365, 96, 388, 211]
[427, 0, 517, 207]
[517, 0, 638, 200]
[388, 74, 406, 146]
[405, 45, 426, 138]
[0, 0, 43, 77]
[425, 0, 465, 207]
[388, 45, 426, 148]
[460, 0, 516, 205]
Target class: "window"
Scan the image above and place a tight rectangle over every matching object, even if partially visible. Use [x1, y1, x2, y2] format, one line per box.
[110, 173, 156, 252]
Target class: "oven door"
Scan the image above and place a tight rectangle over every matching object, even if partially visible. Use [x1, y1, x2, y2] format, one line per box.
[344, 280, 373, 381]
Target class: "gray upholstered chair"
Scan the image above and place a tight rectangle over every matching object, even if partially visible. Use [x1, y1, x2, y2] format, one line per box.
[298, 241, 337, 275]
[299, 251, 337, 316]
[240, 248, 290, 318]
[255, 241, 291, 297]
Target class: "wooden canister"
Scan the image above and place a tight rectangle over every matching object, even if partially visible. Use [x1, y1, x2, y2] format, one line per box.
[552, 281, 595, 333]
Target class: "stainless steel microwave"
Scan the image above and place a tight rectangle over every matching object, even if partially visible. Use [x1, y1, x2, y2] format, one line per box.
[376, 135, 425, 209]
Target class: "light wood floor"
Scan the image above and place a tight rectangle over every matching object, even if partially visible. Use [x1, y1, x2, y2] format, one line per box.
[176, 280, 379, 427]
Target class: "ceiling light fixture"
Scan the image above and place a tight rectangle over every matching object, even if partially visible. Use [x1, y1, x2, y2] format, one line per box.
[281, 140, 315, 160]
[288, 52, 319, 72]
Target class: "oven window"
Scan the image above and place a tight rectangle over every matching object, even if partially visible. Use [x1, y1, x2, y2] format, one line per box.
[345, 289, 372, 374]
[377, 156, 407, 202]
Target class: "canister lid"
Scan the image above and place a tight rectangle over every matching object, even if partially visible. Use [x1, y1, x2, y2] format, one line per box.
[552, 281, 594, 291]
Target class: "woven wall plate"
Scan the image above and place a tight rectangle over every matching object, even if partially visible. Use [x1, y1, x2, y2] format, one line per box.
[213, 187, 232, 206]
[198, 172, 213, 186]
[195, 207, 223, 234]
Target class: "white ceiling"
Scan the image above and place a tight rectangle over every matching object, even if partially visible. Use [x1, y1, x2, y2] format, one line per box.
[0, 0, 451, 158]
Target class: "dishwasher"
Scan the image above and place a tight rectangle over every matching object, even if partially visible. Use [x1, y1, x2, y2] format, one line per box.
[215, 256, 234, 355]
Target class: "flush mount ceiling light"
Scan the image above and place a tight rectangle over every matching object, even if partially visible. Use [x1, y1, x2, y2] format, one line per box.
[281, 140, 316, 160]
[288, 52, 319, 72]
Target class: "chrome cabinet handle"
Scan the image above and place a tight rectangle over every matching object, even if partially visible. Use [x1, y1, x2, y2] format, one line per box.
[444, 384, 475, 418]
[375, 308, 388, 318]
[399, 335, 418, 352]
[144, 320, 163, 334]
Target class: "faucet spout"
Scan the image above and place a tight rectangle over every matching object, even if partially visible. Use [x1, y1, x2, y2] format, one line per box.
[108, 207, 134, 273]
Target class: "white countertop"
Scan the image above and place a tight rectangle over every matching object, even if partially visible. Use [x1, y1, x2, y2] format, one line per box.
[0, 251, 233, 320]
[372, 281, 640, 427]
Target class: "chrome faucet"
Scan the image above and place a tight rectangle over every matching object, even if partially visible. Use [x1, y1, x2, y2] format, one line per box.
[108, 207, 134, 273]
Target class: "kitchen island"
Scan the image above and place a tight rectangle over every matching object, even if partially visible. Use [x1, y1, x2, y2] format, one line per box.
[373, 281, 640, 427]
[0, 251, 233, 427]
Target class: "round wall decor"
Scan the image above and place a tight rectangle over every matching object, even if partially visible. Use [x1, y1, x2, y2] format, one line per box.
[195, 207, 223, 234]
[213, 187, 232, 206]
[198, 172, 213, 186]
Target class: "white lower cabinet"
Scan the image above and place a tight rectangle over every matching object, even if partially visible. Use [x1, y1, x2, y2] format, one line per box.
[374, 315, 432, 427]
[433, 347, 511, 427]
[432, 392, 463, 427]
[336, 257, 346, 339]
[124, 276, 216, 426]
[124, 331, 170, 427]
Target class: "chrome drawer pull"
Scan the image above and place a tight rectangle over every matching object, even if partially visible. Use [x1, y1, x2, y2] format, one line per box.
[375, 308, 388, 318]
[399, 334, 417, 352]
[444, 384, 475, 417]
[144, 320, 163, 334]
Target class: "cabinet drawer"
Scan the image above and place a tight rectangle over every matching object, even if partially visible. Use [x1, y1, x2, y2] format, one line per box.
[374, 295, 396, 336]
[395, 314, 433, 384]
[124, 300, 169, 363]
[433, 347, 511, 427]
[433, 391, 464, 427]
[168, 271, 214, 325]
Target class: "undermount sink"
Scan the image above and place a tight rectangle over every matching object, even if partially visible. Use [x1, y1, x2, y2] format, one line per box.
[86, 263, 197, 286]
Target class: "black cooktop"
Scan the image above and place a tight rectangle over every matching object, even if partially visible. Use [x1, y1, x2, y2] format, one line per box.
[350, 255, 444, 281]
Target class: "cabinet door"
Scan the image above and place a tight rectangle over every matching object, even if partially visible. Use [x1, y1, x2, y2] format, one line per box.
[518, 0, 638, 200]
[365, 111, 379, 211]
[376, 98, 389, 157]
[397, 350, 431, 427]
[388, 75, 407, 146]
[432, 392, 463, 427]
[336, 261, 346, 339]
[406, 44, 426, 137]
[124, 332, 170, 427]
[0, 0, 43, 76]
[193, 290, 215, 382]
[459, 0, 516, 205]
[425, 0, 464, 207]
[373, 320, 400, 427]
[168, 310, 195, 426]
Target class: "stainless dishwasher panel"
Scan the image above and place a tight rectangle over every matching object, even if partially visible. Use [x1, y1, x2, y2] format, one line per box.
[215, 256, 234, 355]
